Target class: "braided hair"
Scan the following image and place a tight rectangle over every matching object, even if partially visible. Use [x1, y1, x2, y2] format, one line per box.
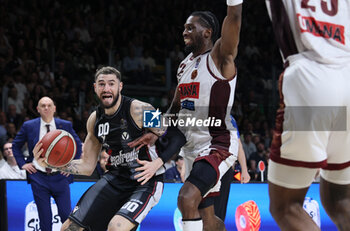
[190, 11, 220, 43]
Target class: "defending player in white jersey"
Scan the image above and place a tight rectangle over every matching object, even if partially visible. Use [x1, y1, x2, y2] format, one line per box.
[266, 0, 350, 230]
[168, 1, 242, 230]
[130, 1, 243, 230]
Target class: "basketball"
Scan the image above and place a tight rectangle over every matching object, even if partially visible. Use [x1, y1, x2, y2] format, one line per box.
[40, 129, 76, 167]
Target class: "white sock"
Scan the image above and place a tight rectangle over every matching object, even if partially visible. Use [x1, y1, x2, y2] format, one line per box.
[182, 218, 203, 231]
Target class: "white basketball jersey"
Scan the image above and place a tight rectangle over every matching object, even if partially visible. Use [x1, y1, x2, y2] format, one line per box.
[266, 0, 350, 64]
[176, 52, 238, 157]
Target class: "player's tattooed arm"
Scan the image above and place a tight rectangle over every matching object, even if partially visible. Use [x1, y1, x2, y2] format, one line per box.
[57, 161, 80, 175]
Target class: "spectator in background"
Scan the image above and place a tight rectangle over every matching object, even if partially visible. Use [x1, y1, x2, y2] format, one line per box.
[13, 96, 82, 231]
[165, 156, 185, 183]
[242, 132, 256, 160]
[123, 47, 144, 84]
[248, 142, 268, 181]
[0, 112, 8, 146]
[99, 149, 110, 173]
[169, 44, 185, 75]
[13, 72, 28, 102]
[142, 49, 156, 82]
[39, 63, 55, 89]
[6, 122, 17, 141]
[7, 87, 24, 114]
[0, 142, 26, 179]
[6, 104, 24, 130]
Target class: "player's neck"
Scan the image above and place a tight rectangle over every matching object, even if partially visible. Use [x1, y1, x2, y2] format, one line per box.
[105, 94, 122, 115]
[192, 44, 212, 58]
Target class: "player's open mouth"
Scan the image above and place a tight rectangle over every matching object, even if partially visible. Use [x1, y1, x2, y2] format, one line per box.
[184, 38, 190, 45]
[102, 95, 113, 100]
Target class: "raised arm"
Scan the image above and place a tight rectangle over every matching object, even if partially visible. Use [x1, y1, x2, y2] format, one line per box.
[211, 0, 242, 79]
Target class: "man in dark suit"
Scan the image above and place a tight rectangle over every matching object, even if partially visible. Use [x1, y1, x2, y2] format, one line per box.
[13, 96, 82, 231]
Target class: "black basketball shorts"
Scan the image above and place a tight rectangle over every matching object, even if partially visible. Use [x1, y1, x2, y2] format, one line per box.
[69, 172, 163, 230]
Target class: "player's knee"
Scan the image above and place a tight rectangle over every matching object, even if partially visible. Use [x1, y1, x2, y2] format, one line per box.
[178, 189, 198, 213]
[178, 192, 194, 212]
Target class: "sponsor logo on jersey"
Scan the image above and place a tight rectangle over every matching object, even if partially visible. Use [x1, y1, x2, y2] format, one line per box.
[178, 82, 200, 99]
[110, 148, 139, 166]
[121, 131, 129, 140]
[297, 14, 345, 45]
[181, 100, 195, 111]
[143, 109, 161, 128]
[73, 206, 79, 213]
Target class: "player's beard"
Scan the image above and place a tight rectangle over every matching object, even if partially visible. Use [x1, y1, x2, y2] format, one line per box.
[100, 93, 119, 109]
[184, 34, 205, 55]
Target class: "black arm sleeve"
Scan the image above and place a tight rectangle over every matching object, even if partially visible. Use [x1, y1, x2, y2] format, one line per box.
[155, 126, 186, 164]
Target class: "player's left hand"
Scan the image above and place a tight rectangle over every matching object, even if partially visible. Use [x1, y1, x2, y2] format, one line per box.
[134, 158, 163, 185]
[128, 132, 159, 151]
[241, 169, 251, 184]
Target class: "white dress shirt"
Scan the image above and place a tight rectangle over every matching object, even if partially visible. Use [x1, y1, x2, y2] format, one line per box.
[33, 118, 57, 172]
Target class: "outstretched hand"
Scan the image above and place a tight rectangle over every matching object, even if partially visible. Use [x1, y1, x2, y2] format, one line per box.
[134, 158, 163, 185]
[128, 132, 159, 151]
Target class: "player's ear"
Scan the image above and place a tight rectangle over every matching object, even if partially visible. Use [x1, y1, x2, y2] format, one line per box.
[119, 81, 123, 92]
[204, 29, 211, 39]
[93, 83, 97, 92]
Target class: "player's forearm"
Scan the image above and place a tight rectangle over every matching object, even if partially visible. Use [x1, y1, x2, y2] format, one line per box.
[237, 140, 248, 172]
[158, 126, 186, 164]
[56, 159, 95, 176]
[220, 2, 242, 57]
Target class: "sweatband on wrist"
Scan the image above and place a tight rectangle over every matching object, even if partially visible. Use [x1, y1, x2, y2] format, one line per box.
[227, 0, 243, 6]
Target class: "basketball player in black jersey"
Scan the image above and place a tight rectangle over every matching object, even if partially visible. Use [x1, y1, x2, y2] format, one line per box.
[33, 66, 186, 231]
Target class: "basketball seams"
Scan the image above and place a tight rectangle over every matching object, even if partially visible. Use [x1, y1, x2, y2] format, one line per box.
[45, 130, 65, 160]
[55, 132, 76, 167]
[44, 130, 76, 167]
[54, 136, 69, 166]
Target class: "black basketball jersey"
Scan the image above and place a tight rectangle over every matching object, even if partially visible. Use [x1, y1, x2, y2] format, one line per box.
[94, 96, 160, 180]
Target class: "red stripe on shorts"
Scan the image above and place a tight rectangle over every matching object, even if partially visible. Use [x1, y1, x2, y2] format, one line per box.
[133, 182, 157, 220]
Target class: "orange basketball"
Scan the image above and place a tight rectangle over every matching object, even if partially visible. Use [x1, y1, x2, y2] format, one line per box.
[40, 129, 76, 167]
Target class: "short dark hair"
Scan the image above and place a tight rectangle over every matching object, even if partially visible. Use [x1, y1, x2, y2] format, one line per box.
[175, 156, 183, 162]
[191, 11, 220, 43]
[95, 66, 121, 81]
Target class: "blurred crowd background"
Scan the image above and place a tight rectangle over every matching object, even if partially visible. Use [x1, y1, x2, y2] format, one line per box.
[0, 0, 283, 181]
